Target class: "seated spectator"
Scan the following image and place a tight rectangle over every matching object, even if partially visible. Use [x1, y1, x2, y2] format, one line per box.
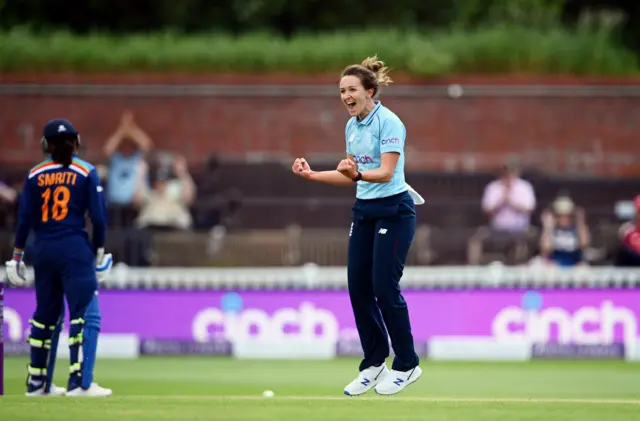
[0, 180, 17, 205]
[191, 154, 244, 230]
[0, 166, 18, 229]
[0, 171, 18, 258]
[198, 154, 221, 193]
[468, 163, 537, 264]
[539, 196, 590, 267]
[615, 195, 640, 267]
[134, 155, 196, 231]
[222, 187, 243, 227]
[103, 110, 153, 226]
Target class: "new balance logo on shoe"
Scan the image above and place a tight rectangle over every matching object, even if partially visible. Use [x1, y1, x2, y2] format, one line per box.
[378, 228, 387, 234]
[344, 364, 390, 396]
[374, 367, 422, 395]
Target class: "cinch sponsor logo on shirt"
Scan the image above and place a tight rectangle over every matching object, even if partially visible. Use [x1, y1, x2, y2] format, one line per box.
[353, 155, 374, 164]
[381, 137, 400, 145]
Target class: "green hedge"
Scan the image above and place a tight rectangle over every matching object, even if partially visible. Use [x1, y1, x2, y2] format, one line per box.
[1, 26, 638, 76]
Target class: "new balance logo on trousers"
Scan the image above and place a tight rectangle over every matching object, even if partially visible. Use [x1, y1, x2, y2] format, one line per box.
[352, 225, 387, 236]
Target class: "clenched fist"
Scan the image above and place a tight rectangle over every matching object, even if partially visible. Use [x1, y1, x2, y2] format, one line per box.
[337, 158, 358, 179]
[292, 157, 312, 179]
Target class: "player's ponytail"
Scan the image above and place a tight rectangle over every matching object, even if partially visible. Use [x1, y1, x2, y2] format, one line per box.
[341, 54, 393, 98]
[47, 135, 77, 167]
[360, 55, 393, 88]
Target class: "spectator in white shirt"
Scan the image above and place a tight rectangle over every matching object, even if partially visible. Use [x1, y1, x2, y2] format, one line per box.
[134, 155, 196, 231]
[0, 181, 17, 205]
[468, 164, 537, 264]
[0, 178, 17, 231]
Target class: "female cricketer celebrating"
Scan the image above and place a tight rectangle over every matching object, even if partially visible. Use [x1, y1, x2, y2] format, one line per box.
[292, 56, 422, 396]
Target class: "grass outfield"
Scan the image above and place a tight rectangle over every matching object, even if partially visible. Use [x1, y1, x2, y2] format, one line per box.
[1, 357, 640, 420]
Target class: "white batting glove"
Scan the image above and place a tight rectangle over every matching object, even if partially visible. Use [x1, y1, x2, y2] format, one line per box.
[95, 248, 113, 284]
[5, 259, 27, 287]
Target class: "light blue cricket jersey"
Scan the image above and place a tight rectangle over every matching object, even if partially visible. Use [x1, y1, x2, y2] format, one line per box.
[345, 101, 407, 200]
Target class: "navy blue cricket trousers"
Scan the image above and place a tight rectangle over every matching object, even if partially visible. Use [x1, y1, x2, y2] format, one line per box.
[348, 190, 419, 372]
[31, 236, 97, 326]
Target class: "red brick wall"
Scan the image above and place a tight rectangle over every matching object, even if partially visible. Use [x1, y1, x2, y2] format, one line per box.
[2, 74, 639, 175]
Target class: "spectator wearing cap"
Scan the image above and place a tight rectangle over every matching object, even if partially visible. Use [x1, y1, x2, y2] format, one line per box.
[134, 155, 196, 231]
[539, 196, 590, 267]
[468, 163, 537, 264]
[615, 195, 640, 267]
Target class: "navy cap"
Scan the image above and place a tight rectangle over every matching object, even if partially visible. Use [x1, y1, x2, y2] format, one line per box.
[43, 119, 79, 139]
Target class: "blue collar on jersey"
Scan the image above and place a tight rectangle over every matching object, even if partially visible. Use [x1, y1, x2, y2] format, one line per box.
[357, 101, 382, 125]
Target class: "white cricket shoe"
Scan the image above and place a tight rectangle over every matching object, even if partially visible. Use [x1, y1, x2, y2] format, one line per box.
[344, 363, 389, 396]
[26, 384, 67, 397]
[374, 366, 422, 395]
[66, 383, 113, 397]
